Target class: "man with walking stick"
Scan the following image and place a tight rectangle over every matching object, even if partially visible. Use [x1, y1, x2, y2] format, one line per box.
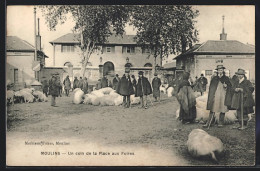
[231, 69, 255, 130]
[203, 65, 232, 128]
[136, 71, 152, 109]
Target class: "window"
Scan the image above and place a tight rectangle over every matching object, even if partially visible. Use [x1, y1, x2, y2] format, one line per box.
[226, 55, 232, 58]
[126, 46, 135, 53]
[206, 55, 212, 58]
[205, 70, 212, 76]
[61, 45, 74, 53]
[106, 47, 111, 53]
[14, 69, 18, 83]
[144, 63, 152, 67]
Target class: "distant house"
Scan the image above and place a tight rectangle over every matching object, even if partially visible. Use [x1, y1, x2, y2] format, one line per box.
[175, 25, 255, 82]
[49, 33, 160, 83]
[6, 36, 48, 90]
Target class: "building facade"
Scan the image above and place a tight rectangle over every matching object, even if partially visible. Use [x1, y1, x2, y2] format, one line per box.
[6, 36, 48, 90]
[49, 33, 161, 84]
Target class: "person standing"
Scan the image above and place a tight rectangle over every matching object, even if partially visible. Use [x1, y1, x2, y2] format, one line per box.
[49, 73, 60, 107]
[231, 69, 255, 129]
[152, 73, 161, 102]
[136, 71, 152, 109]
[41, 76, 49, 97]
[56, 75, 63, 97]
[101, 75, 109, 88]
[197, 74, 208, 95]
[79, 77, 89, 94]
[73, 77, 79, 90]
[63, 75, 71, 96]
[193, 76, 199, 92]
[112, 74, 120, 90]
[116, 71, 134, 108]
[203, 65, 232, 128]
[176, 72, 197, 124]
[131, 75, 137, 96]
[96, 79, 102, 90]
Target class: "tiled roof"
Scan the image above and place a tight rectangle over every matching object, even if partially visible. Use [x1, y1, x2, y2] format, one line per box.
[50, 33, 137, 45]
[162, 60, 176, 69]
[175, 40, 255, 59]
[7, 36, 35, 51]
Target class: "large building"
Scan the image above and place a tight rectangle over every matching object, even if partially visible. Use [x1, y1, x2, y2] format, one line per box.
[49, 33, 161, 83]
[6, 36, 48, 90]
[175, 26, 255, 82]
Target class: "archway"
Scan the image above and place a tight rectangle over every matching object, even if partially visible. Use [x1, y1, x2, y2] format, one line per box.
[64, 62, 73, 66]
[144, 63, 152, 67]
[103, 61, 115, 76]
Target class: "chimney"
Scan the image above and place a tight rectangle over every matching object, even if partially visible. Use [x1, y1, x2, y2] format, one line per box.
[36, 18, 41, 50]
[220, 15, 227, 40]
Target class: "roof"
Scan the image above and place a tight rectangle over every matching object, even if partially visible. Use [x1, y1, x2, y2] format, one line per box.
[6, 36, 48, 58]
[50, 33, 137, 45]
[7, 36, 35, 51]
[162, 60, 176, 69]
[175, 40, 255, 59]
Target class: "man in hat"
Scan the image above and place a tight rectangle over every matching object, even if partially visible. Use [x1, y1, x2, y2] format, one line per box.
[113, 74, 120, 90]
[116, 71, 134, 108]
[41, 76, 49, 97]
[79, 77, 89, 94]
[136, 71, 152, 109]
[231, 69, 255, 129]
[63, 75, 71, 96]
[203, 65, 232, 128]
[101, 75, 109, 88]
[73, 76, 79, 90]
[48, 73, 60, 107]
[152, 73, 161, 102]
[197, 73, 208, 95]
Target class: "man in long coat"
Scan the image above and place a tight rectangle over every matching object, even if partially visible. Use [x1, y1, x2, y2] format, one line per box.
[63, 75, 71, 96]
[49, 73, 60, 107]
[79, 77, 89, 94]
[116, 71, 134, 108]
[136, 71, 152, 109]
[41, 77, 49, 97]
[203, 65, 232, 128]
[197, 74, 208, 95]
[152, 73, 161, 102]
[231, 69, 255, 129]
[113, 74, 120, 90]
[73, 77, 79, 90]
[101, 75, 109, 88]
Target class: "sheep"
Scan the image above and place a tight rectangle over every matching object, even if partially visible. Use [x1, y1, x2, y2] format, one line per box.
[100, 87, 114, 94]
[167, 87, 174, 97]
[73, 89, 84, 104]
[196, 107, 210, 123]
[21, 88, 35, 94]
[91, 90, 104, 98]
[196, 100, 207, 109]
[187, 129, 224, 162]
[100, 95, 115, 106]
[130, 95, 140, 105]
[32, 91, 48, 102]
[160, 84, 168, 94]
[6, 90, 15, 105]
[194, 92, 201, 98]
[19, 90, 35, 103]
[214, 110, 237, 125]
[114, 95, 123, 106]
[176, 109, 180, 120]
[196, 93, 208, 103]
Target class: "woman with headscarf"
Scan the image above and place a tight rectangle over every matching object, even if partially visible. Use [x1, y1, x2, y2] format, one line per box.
[176, 72, 197, 124]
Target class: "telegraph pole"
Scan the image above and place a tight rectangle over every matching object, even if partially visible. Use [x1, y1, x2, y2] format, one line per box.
[34, 7, 37, 80]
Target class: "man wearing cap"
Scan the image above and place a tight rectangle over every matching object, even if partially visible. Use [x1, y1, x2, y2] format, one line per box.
[79, 77, 89, 94]
[231, 69, 255, 129]
[113, 74, 120, 90]
[41, 76, 49, 97]
[63, 75, 71, 96]
[197, 74, 208, 95]
[73, 77, 79, 90]
[136, 71, 152, 109]
[48, 73, 60, 107]
[116, 71, 134, 108]
[152, 73, 161, 102]
[203, 65, 232, 128]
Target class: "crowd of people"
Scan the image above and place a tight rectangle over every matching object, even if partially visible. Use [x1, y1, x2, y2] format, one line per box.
[175, 65, 255, 130]
[41, 64, 255, 130]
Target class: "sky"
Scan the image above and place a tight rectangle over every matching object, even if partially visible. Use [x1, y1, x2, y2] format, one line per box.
[6, 5, 255, 66]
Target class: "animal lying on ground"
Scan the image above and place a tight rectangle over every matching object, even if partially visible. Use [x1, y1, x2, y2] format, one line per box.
[187, 129, 224, 163]
[6, 90, 15, 105]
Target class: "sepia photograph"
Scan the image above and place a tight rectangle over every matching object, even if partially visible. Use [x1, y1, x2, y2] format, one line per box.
[6, 5, 255, 166]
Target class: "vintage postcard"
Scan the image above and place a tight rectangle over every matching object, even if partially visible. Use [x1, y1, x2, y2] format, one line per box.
[6, 5, 255, 166]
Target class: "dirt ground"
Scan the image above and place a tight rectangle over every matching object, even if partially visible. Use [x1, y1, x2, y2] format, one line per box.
[6, 93, 255, 166]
